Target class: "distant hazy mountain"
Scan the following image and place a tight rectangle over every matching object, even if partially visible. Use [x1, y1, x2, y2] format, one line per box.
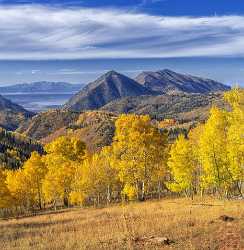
[64, 70, 154, 111]
[0, 95, 34, 131]
[135, 69, 230, 93]
[0, 81, 84, 93]
[0, 95, 28, 113]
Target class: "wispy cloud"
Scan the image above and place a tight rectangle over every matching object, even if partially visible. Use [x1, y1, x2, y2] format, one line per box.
[53, 68, 145, 75]
[54, 69, 109, 75]
[0, 5, 244, 60]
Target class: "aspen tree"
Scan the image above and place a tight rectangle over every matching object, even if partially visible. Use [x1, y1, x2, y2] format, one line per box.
[112, 114, 166, 201]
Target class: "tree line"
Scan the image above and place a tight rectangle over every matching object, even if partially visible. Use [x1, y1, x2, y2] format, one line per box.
[0, 89, 243, 212]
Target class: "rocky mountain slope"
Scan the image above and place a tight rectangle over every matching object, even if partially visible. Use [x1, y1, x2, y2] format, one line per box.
[64, 69, 229, 112]
[135, 69, 230, 93]
[64, 70, 154, 112]
[0, 95, 34, 131]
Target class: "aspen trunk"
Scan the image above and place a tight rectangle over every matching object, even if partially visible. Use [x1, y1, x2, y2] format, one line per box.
[107, 185, 111, 204]
[158, 181, 161, 199]
[141, 181, 145, 201]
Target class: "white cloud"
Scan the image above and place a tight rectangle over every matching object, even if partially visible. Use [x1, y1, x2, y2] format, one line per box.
[31, 69, 41, 74]
[53, 69, 145, 75]
[0, 5, 244, 59]
[54, 69, 109, 75]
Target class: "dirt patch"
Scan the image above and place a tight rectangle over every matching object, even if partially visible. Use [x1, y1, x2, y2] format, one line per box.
[219, 215, 235, 222]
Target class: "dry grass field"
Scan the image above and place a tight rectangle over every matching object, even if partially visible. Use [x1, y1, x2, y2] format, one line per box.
[0, 197, 243, 250]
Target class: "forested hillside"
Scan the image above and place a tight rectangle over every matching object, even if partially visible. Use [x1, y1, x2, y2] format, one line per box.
[101, 92, 226, 122]
[0, 95, 34, 131]
[17, 109, 80, 140]
[0, 128, 43, 169]
[41, 111, 117, 152]
[17, 110, 116, 152]
[18, 93, 225, 146]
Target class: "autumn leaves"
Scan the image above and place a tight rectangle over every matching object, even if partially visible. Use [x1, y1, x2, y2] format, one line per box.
[168, 88, 244, 198]
[0, 88, 243, 211]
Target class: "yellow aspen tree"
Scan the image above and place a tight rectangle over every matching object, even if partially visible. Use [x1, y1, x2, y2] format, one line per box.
[199, 107, 232, 196]
[6, 169, 31, 208]
[71, 147, 118, 206]
[43, 136, 86, 207]
[112, 114, 167, 201]
[21, 152, 47, 209]
[167, 134, 197, 198]
[70, 155, 101, 206]
[98, 146, 119, 204]
[188, 125, 205, 195]
[0, 167, 12, 208]
[6, 152, 47, 210]
[224, 88, 244, 196]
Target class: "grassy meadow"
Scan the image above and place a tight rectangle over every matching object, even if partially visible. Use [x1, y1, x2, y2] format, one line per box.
[0, 197, 243, 250]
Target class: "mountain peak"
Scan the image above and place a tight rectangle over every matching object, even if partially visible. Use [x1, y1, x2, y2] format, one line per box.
[135, 69, 230, 93]
[159, 69, 175, 74]
[104, 70, 120, 76]
[64, 71, 153, 112]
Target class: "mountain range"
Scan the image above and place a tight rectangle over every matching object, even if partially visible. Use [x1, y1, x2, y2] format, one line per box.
[64, 70, 154, 111]
[0, 81, 84, 93]
[1, 69, 231, 141]
[65, 69, 230, 112]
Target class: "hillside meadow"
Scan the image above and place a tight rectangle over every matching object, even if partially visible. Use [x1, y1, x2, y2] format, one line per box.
[0, 197, 243, 250]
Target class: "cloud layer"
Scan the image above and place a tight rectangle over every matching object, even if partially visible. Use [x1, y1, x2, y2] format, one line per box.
[0, 5, 244, 60]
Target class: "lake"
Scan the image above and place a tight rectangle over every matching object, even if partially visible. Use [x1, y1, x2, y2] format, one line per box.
[3, 92, 76, 112]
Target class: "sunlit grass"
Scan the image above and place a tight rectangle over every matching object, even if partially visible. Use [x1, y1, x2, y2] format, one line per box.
[0, 197, 243, 250]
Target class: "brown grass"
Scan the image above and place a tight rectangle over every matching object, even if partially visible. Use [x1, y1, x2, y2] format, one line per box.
[0, 197, 243, 250]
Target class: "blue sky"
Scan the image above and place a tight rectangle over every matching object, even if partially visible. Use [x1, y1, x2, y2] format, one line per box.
[1, 0, 244, 16]
[0, 0, 244, 86]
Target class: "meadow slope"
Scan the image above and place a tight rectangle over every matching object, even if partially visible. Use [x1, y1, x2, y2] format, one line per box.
[0, 197, 243, 250]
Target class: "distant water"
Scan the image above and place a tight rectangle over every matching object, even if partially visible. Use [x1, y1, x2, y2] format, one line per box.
[2, 92, 76, 112]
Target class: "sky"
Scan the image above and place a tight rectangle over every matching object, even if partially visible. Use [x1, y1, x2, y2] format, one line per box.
[0, 0, 244, 86]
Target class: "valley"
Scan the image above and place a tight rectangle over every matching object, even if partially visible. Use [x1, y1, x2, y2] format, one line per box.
[0, 69, 235, 171]
[1, 2, 244, 249]
[0, 69, 242, 250]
